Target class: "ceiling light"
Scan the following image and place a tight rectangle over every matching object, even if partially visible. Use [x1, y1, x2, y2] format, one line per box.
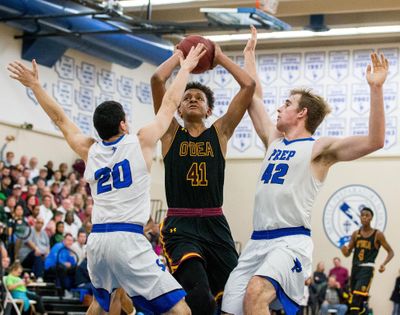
[205, 25, 400, 42]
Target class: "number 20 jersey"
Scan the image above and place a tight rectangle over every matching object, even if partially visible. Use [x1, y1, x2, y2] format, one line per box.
[84, 134, 150, 225]
[253, 137, 323, 231]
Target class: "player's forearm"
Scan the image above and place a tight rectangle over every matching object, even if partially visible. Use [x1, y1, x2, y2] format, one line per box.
[31, 83, 68, 126]
[161, 67, 191, 111]
[151, 53, 181, 114]
[218, 53, 255, 90]
[382, 250, 394, 266]
[367, 85, 385, 150]
[244, 51, 262, 98]
[152, 52, 181, 82]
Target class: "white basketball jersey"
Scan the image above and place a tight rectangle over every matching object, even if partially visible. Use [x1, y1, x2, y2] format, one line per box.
[253, 137, 323, 230]
[84, 134, 150, 225]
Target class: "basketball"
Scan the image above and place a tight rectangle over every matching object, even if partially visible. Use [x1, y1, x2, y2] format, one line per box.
[177, 35, 215, 74]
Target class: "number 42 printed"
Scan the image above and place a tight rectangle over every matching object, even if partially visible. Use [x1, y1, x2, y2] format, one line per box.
[261, 163, 289, 185]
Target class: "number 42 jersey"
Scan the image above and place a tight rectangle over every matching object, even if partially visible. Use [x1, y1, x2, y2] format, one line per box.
[253, 137, 323, 231]
[84, 134, 150, 225]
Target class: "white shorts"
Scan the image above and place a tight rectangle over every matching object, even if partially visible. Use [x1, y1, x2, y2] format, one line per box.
[87, 223, 185, 313]
[222, 230, 313, 315]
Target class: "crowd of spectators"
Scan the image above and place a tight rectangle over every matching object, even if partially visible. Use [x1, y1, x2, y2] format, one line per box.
[0, 136, 164, 314]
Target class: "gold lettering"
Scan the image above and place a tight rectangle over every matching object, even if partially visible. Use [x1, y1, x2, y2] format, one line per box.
[205, 142, 214, 157]
[197, 142, 205, 156]
[179, 142, 188, 156]
[178, 141, 214, 157]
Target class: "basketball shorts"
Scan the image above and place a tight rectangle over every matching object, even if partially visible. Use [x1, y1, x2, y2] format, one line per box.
[160, 215, 238, 300]
[350, 265, 374, 295]
[222, 227, 313, 315]
[87, 223, 185, 313]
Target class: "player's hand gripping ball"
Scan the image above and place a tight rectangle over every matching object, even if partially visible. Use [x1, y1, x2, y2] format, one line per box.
[177, 35, 215, 74]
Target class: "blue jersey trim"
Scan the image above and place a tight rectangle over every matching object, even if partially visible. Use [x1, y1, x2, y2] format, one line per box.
[102, 134, 125, 146]
[265, 276, 300, 315]
[91, 223, 144, 234]
[283, 137, 314, 145]
[91, 285, 113, 312]
[251, 226, 311, 240]
[132, 288, 186, 313]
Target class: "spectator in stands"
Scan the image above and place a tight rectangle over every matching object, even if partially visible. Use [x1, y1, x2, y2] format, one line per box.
[39, 194, 54, 228]
[5, 260, 47, 314]
[16, 175, 27, 190]
[45, 233, 77, 290]
[72, 158, 85, 178]
[0, 175, 12, 196]
[0, 200, 8, 225]
[3, 195, 16, 220]
[0, 223, 10, 269]
[26, 205, 40, 226]
[21, 184, 38, 200]
[11, 184, 26, 208]
[1, 165, 11, 178]
[59, 185, 71, 203]
[50, 182, 61, 206]
[57, 198, 72, 215]
[46, 211, 64, 240]
[391, 269, 400, 315]
[64, 211, 79, 239]
[79, 204, 92, 227]
[10, 165, 22, 186]
[33, 167, 48, 185]
[28, 157, 39, 181]
[19, 218, 49, 279]
[44, 160, 54, 181]
[21, 168, 32, 186]
[0, 135, 15, 167]
[58, 162, 68, 182]
[19, 155, 29, 169]
[25, 194, 39, 217]
[50, 221, 65, 247]
[71, 229, 87, 264]
[36, 178, 47, 201]
[47, 169, 62, 186]
[319, 276, 348, 315]
[329, 257, 349, 289]
[67, 172, 78, 187]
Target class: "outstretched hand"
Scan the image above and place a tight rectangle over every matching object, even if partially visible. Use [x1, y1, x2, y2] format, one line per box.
[243, 25, 257, 54]
[7, 59, 39, 88]
[179, 43, 207, 73]
[366, 52, 388, 87]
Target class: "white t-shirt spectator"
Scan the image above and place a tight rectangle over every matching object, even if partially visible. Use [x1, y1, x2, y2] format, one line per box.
[39, 204, 53, 228]
[71, 241, 86, 264]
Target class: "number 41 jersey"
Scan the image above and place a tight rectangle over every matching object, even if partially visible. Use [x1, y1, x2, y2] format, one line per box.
[253, 137, 323, 231]
[84, 134, 150, 225]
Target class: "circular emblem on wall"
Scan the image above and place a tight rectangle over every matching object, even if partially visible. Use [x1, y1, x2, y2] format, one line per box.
[323, 185, 387, 248]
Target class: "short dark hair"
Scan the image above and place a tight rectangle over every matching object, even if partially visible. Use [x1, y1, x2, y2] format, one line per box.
[93, 101, 126, 140]
[361, 206, 374, 217]
[185, 82, 215, 110]
[64, 233, 73, 239]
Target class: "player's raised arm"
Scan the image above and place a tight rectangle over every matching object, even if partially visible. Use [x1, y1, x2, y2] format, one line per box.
[151, 49, 183, 114]
[139, 44, 206, 166]
[7, 60, 94, 161]
[244, 26, 282, 148]
[213, 44, 256, 142]
[317, 52, 388, 164]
